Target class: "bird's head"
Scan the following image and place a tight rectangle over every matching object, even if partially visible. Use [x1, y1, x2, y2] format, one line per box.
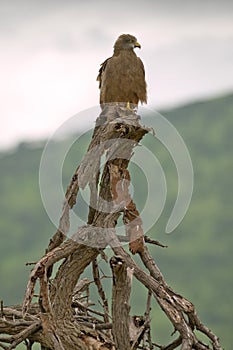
[114, 34, 141, 53]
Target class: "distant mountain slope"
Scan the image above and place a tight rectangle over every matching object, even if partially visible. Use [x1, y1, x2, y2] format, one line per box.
[0, 93, 232, 348]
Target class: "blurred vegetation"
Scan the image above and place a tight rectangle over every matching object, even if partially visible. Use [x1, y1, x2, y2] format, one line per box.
[0, 93, 232, 349]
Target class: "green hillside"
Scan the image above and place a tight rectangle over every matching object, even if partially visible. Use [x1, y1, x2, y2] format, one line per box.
[0, 93, 233, 349]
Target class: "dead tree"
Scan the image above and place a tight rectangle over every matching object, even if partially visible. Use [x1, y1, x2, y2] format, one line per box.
[0, 105, 223, 350]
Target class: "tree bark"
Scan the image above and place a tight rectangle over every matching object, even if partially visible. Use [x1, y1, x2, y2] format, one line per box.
[110, 255, 132, 349]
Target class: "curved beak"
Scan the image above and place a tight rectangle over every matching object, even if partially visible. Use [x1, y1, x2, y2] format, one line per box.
[134, 42, 141, 49]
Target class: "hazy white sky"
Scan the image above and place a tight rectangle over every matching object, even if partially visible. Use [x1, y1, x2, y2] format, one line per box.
[0, 0, 233, 149]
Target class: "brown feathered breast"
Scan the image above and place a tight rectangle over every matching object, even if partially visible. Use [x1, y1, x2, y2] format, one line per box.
[97, 34, 147, 106]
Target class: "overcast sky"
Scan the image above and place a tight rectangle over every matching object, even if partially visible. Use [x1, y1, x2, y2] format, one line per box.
[0, 0, 233, 149]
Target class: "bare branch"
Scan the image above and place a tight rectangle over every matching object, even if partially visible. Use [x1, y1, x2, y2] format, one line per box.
[0, 342, 8, 350]
[107, 231, 223, 350]
[22, 239, 79, 316]
[110, 255, 132, 349]
[92, 259, 110, 324]
[77, 321, 112, 330]
[0, 301, 3, 319]
[6, 321, 41, 350]
[144, 235, 168, 248]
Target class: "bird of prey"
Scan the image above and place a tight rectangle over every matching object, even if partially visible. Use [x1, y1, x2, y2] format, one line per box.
[97, 34, 147, 109]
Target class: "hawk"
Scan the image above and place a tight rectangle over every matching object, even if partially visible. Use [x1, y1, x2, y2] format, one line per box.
[97, 34, 147, 108]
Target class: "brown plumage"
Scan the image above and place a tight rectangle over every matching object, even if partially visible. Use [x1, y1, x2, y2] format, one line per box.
[97, 34, 147, 107]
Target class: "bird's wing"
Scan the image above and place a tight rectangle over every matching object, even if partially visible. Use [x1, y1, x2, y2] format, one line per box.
[137, 57, 146, 77]
[136, 57, 147, 104]
[96, 57, 111, 88]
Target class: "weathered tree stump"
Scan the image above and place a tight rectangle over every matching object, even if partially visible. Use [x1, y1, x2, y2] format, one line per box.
[0, 106, 223, 350]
